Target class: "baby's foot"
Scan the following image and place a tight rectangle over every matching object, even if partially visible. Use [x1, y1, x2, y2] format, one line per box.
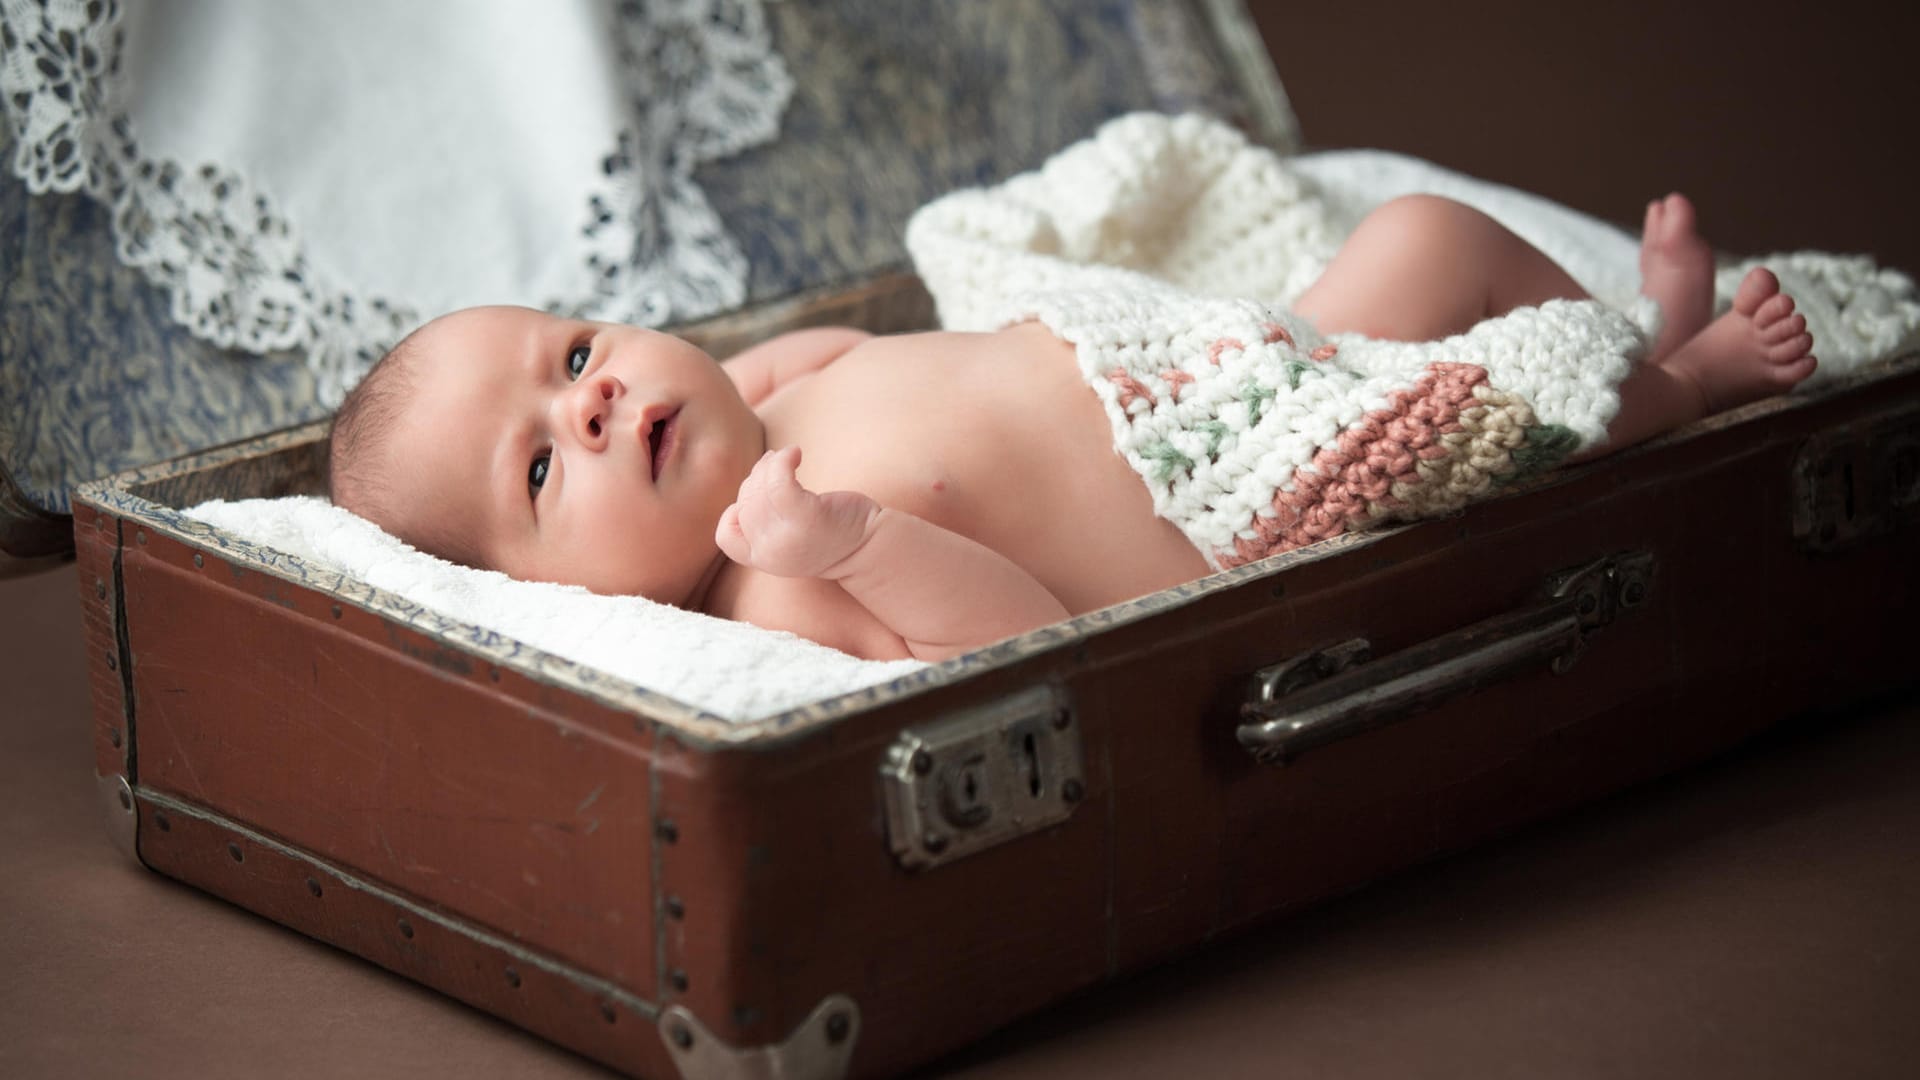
[1660, 267, 1817, 415]
[1638, 193, 1716, 365]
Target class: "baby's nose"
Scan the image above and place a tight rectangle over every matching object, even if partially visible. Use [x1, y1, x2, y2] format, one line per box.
[570, 373, 624, 446]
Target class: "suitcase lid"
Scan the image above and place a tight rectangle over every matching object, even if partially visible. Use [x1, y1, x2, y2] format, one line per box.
[0, 0, 1297, 561]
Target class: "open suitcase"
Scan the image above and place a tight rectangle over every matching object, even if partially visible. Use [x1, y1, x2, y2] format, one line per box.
[50, 6, 1920, 1080]
[73, 341, 1920, 1078]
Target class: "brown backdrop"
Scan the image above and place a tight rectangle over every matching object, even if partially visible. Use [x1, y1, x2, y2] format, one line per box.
[1251, 0, 1920, 274]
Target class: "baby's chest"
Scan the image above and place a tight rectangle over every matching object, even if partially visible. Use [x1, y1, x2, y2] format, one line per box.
[764, 328, 1114, 520]
[759, 326, 1209, 607]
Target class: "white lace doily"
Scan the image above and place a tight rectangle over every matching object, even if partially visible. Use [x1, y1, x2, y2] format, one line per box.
[0, 0, 793, 404]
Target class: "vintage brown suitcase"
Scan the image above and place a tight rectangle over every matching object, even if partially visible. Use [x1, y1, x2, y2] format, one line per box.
[72, 337, 1920, 1076]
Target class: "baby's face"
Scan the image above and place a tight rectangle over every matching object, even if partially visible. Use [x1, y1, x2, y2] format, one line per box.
[377, 306, 765, 603]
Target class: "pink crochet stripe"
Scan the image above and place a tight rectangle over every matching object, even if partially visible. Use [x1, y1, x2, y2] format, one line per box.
[1107, 369, 1156, 410]
[1207, 337, 1244, 366]
[1218, 362, 1487, 568]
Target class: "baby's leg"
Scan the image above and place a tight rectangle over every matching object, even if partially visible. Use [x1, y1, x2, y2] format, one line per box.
[1292, 194, 1588, 341]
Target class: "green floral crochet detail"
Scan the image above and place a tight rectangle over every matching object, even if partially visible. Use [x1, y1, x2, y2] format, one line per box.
[1501, 423, 1582, 487]
[1138, 440, 1196, 482]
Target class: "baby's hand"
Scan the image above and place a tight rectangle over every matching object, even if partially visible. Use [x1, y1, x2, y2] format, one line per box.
[716, 446, 879, 579]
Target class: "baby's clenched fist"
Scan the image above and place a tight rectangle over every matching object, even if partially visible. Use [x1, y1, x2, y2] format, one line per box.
[715, 446, 880, 579]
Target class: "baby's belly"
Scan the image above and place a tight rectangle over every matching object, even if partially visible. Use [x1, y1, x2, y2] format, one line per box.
[759, 323, 1210, 613]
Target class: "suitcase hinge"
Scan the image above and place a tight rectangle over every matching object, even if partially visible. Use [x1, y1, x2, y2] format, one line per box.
[879, 684, 1084, 871]
[660, 994, 858, 1080]
[97, 773, 140, 866]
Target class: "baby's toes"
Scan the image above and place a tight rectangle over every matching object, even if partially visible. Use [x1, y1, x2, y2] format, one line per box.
[1772, 353, 1818, 388]
[1753, 292, 1795, 327]
[1761, 311, 1806, 346]
[1658, 193, 1696, 242]
[1767, 332, 1815, 365]
[1732, 267, 1782, 316]
[1766, 328, 1812, 365]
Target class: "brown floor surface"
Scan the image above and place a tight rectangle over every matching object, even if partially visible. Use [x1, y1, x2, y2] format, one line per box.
[3, 561, 1918, 1078]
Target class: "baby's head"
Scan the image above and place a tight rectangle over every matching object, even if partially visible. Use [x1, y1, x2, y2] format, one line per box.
[328, 306, 766, 604]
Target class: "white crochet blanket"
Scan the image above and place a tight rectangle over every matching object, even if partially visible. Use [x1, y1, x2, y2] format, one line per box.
[906, 112, 1920, 568]
[188, 114, 1920, 719]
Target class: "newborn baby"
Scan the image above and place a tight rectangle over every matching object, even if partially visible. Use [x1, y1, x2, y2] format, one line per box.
[328, 193, 1814, 662]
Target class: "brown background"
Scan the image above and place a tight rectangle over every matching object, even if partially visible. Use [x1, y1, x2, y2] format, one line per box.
[1253, 0, 1920, 273]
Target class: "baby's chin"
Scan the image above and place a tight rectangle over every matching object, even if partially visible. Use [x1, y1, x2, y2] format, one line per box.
[612, 538, 729, 609]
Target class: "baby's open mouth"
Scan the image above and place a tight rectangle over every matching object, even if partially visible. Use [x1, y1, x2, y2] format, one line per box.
[648, 409, 679, 482]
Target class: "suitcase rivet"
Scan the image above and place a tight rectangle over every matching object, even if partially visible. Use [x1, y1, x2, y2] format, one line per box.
[105, 651, 117, 671]
[95, 578, 106, 600]
[665, 896, 685, 920]
[669, 969, 689, 992]
[1062, 778, 1085, 804]
[117, 787, 131, 811]
[910, 749, 933, 775]
[154, 811, 169, 832]
[504, 966, 521, 989]
[192, 553, 203, 569]
[1052, 708, 1072, 731]
[305, 877, 322, 898]
[599, 1000, 618, 1024]
[826, 1011, 852, 1044]
[227, 842, 243, 863]
[1624, 580, 1647, 606]
[398, 918, 414, 940]
[1271, 583, 1286, 598]
[330, 603, 343, 620]
[488, 666, 501, 682]
[669, 1021, 694, 1048]
[135, 530, 146, 546]
[108, 727, 122, 748]
[922, 831, 949, 854]
[1578, 592, 1598, 616]
[656, 819, 679, 844]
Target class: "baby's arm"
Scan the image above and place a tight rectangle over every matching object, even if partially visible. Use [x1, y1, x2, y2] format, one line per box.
[715, 448, 1070, 662]
[722, 327, 873, 407]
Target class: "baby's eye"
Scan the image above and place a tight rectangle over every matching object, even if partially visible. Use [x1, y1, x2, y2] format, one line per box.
[529, 453, 550, 497]
[567, 344, 591, 379]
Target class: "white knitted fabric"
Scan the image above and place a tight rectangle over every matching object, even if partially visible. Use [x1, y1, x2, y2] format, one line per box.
[907, 112, 1920, 568]
[908, 113, 1646, 568]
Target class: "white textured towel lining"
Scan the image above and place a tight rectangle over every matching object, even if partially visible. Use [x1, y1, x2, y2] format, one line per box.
[188, 130, 1920, 722]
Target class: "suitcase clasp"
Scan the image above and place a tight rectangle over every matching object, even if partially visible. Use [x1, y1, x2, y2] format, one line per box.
[879, 685, 1084, 870]
[1792, 404, 1920, 552]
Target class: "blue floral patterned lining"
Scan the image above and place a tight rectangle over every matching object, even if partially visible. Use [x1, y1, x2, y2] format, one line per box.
[3, 1, 1288, 519]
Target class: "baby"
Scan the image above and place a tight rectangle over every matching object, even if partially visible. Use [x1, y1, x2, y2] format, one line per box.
[328, 193, 1815, 662]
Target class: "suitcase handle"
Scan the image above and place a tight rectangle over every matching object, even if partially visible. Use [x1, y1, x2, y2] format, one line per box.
[1236, 550, 1654, 766]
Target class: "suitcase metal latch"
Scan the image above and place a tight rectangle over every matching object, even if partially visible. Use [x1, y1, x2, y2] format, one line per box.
[1792, 404, 1920, 552]
[880, 685, 1084, 870]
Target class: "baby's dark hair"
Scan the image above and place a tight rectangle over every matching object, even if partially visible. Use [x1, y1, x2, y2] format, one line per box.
[326, 327, 484, 568]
